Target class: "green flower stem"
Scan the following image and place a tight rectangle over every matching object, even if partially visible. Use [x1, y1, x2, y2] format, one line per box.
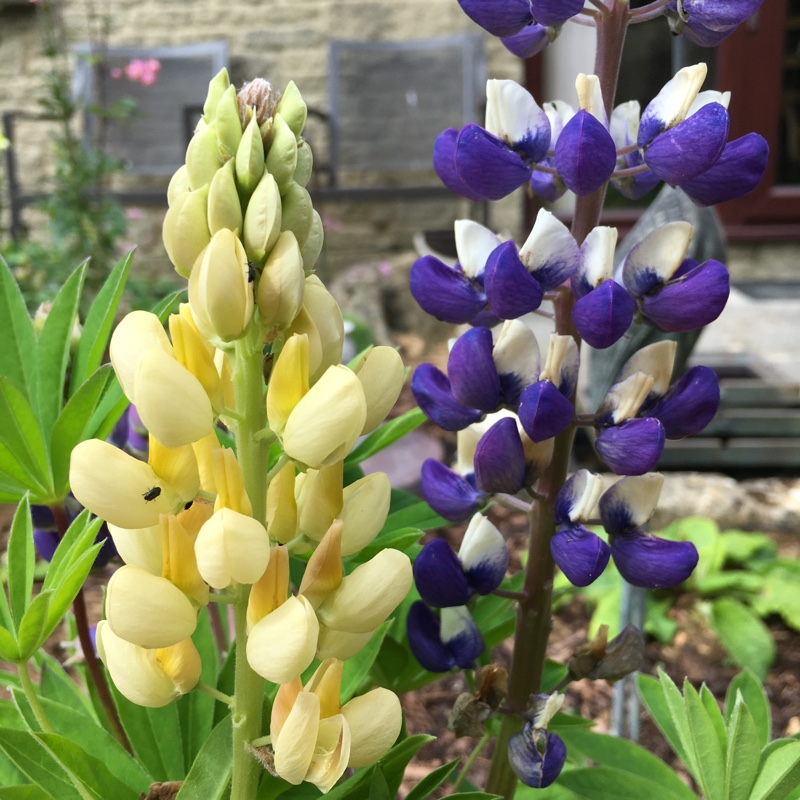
[229, 327, 271, 800]
[453, 730, 492, 792]
[486, 9, 630, 796]
[16, 662, 54, 733]
[198, 681, 234, 705]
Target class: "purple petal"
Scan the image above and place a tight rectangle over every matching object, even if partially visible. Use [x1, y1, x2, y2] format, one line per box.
[611, 164, 662, 201]
[484, 241, 545, 320]
[554, 110, 617, 196]
[440, 605, 485, 667]
[413, 539, 472, 607]
[644, 103, 730, 184]
[34, 528, 59, 562]
[459, 515, 509, 595]
[407, 601, 457, 672]
[518, 380, 574, 443]
[551, 524, 611, 587]
[448, 327, 501, 412]
[455, 124, 533, 201]
[412, 364, 483, 432]
[410, 255, 487, 324]
[501, 24, 551, 59]
[641, 259, 729, 333]
[509, 726, 567, 788]
[681, 133, 769, 207]
[434, 128, 489, 202]
[473, 417, 526, 494]
[679, 19, 736, 46]
[30, 504, 56, 530]
[643, 365, 720, 439]
[421, 459, 485, 522]
[595, 418, 665, 476]
[457, 0, 532, 37]
[572, 281, 635, 349]
[611, 532, 699, 588]
[107, 407, 130, 448]
[681, 0, 765, 31]
[530, 161, 567, 202]
[530, 0, 585, 26]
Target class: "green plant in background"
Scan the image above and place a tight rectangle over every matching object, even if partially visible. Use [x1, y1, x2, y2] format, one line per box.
[556, 516, 800, 680]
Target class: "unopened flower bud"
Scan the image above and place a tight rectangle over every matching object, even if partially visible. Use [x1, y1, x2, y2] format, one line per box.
[203, 68, 232, 121]
[185, 119, 222, 191]
[237, 78, 280, 135]
[167, 164, 191, 206]
[301, 210, 324, 270]
[266, 333, 310, 436]
[243, 170, 282, 266]
[207, 158, 243, 235]
[188, 228, 254, 343]
[163, 185, 212, 278]
[266, 460, 298, 543]
[275, 80, 307, 137]
[280, 183, 314, 246]
[266, 113, 298, 192]
[214, 84, 244, 160]
[257, 230, 305, 332]
[294, 139, 313, 188]
[351, 346, 405, 434]
[339, 472, 391, 555]
[235, 115, 266, 196]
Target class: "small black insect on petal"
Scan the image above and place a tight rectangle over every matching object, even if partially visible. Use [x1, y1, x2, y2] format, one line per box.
[143, 486, 162, 502]
[248, 261, 256, 283]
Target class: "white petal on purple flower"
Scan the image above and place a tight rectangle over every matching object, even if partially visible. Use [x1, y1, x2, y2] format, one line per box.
[595, 418, 665, 476]
[459, 513, 509, 594]
[645, 103, 730, 184]
[597, 372, 655, 426]
[455, 124, 533, 200]
[575, 73, 608, 129]
[530, 0, 585, 26]
[517, 380, 574, 443]
[501, 23, 551, 59]
[412, 364, 483, 431]
[599, 473, 664, 533]
[457, 0, 533, 37]
[484, 241, 545, 319]
[421, 459, 485, 522]
[440, 605, 485, 667]
[448, 327, 501, 412]
[681, 133, 769, 207]
[572, 281, 636, 350]
[540, 334, 580, 398]
[572, 226, 618, 298]
[611, 532, 699, 588]
[406, 601, 455, 672]
[638, 64, 708, 147]
[485, 80, 551, 163]
[454, 220, 503, 280]
[433, 128, 489, 202]
[688, 90, 731, 116]
[493, 320, 541, 399]
[554, 469, 604, 525]
[551, 524, 611, 587]
[409, 255, 487, 324]
[621, 221, 694, 298]
[554, 110, 617, 196]
[519, 209, 580, 292]
[641, 258, 730, 333]
[413, 539, 472, 608]
[611, 100, 640, 151]
[617, 341, 677, 401]
[473, 417, 527, 494]
[643, 365, 720, 439]
[509, 725, 567, 788]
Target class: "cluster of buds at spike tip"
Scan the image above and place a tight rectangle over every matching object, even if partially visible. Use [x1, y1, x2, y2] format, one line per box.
[69, 68, 413, 787]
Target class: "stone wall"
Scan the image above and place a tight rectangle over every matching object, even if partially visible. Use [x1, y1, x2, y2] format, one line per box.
[0, 0, 523, 280]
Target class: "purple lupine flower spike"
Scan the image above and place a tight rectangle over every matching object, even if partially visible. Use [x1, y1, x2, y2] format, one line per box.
[414, 539, 472, 607]
[421, 459, 486, 522]
[554, 109, 617, 195]
[473, 417, 527, 494]
[407, 601, 485, 671]
[448, 327, 502, 411]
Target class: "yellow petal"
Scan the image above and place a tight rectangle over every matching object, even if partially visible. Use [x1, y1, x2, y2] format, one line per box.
[109, 311, 173, 403]
[70, 439, 181, 529]
[282, 366, 366, 469]
[212, 447, 252, 516]
[195, 508, 270, 589]
[339, 472, 391, 556]
[108, 522, 162, 573]
[298, 521, 343, 609]
[305, 714, 350, 793]
[106, 565, 197, 649]
[247, 545, 290, 629]
[257, 230, 305, 334]
[315, 625, 374, 662]
[295, 461, 343, 542]
[341, 688, 402, 768]
[352, 346, 405, 434]
[148, 438, 200, 504]
[161, 515, 208, 607]
[192, 431, 222, 495]
[135, 348, 215, 447]
[272, 690, 320, 785]
[316, 550, 412, 634]
[303, 657, 343, 720]
[266, 461, 297, 544]
[266, 333, 309, 436]
[271, 678, 302, 742]
[156, 637, 203, 696]
[246, 594, 319, 683]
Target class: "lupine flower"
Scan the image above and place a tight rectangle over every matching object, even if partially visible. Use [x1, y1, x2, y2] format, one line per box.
[501, 23, 552, 60]
[508, 693, 567, 788]
[457, 0, 584, 36]
[667, 0, 766, 47]
[407, 602, 485, 672]
[413, 513, 509, 607]
[530, 102, 570, 202]
[420, 458, 487, 522]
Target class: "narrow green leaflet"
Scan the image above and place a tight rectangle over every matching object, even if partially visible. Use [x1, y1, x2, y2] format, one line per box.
[0, 630, 22, 664]
[346, 407, 426, 464]
[49, 365, 115, 492]
[340, 621, 391, 703]
[16, 591, 52, 662]
[0, 457, 35, 504]
[0, 257, 37, 404]
[404, 758, 460, 800]
[710, 598, 775, 680]
[175, 715, 232, 800]
[367, 767, 392, 800]
[69, 251, 133, 392]
[42, 510, 102, 593]
[557, 766, 690, 800]
[684, 680, 726, 800]
[0, 729, 82, 799]
[0, 786, 55, 799]
[724, 671, 771, 749]
[35, 263, 86, 438]
[749, 741, 800, 800]
[445, 794, 503, 799]
[39, 657, 96, 717]
[724, 696, 759, 800]
[700, 683, 728, 756]
[7, 497, 34, 632]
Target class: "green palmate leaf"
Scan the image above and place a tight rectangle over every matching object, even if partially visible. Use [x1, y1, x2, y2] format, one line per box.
[0, 465, 35, 504]
[404, 758, 460, 800]
[683, 680, 726, 800]
[645, 596, 679, 643]
[694, 572, 764, 596]
[16, 590, 52, 662]
[710, 598, 775, 680]
[700, 683, 728, 756]
[83, 378, 127, 445]
[557, 765, 690, 800]
[0, 729, 82, 799]
[0, 380, 53, 498]
[346, 407, 427, 464]
[151, 288, 186, 322]
[0, 786, 55, 799]
[749, 740, 800, 800]
[558, 728, 695, 800]
[69, 251, 133, 393]
[516, 781, 578, 800]
[0, 257, 38, 405]
[340, 621, 391, 703]
[49, 365, 115, 492]
[175, 715, 232, 800]
[720, 530, 776, 567]
[724, 671, 771, 750]
[7, 497, 34, 632]
[35, 263, 86, 438]
[0, 699, 27, 733]
[724, 695, 760, 800]
[751, 561, 800, 631]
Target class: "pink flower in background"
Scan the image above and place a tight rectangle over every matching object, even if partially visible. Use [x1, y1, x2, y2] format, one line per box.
[112, 58, 162, 86]
[125, 207, 144, 221]
[110, 67, 123, 79]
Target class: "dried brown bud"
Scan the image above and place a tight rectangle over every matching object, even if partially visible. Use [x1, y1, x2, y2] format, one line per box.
[238, 79, 281, 130]
[475, 664, 508, 711]
[448, 692, 491, 738]
[142, 782, 182, 800]
[568, 624, 645, 683]
[248, 744, 278, 775]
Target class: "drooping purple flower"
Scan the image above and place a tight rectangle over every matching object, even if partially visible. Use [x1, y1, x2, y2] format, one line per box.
[433, 128, 490, 202]
[473, 417, 527, 494]
[551, 524, 611, 587]
[518, 380, 574, 442]
[484, 240, 545, 320]
[448, 327, 502, 411]
[457, 0, 533, 37]
[595, 418, 665, 475]
[529, 0, 585, 27]
[501, 23, 551, 60]
[412, 364, 483, 432]
[410, 256, 487, 324]
[554, 110, 617, 196]
[414, 539, 472, 607]
[641, 365, 720, 439]
[421, 459, 487, 522]
[667, 0, 766, 47]
[509, 726, 567, 788]
[407, 602, 485, 672]
[458, 512, 509, 595]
